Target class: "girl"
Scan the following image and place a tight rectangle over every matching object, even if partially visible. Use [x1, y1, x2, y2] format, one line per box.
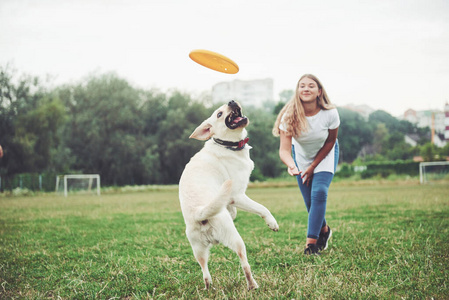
[273, 74, 340, 255]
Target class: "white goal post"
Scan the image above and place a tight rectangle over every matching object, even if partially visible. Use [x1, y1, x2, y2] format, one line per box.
[419, 162, 449, 184]
[55, 174, 101, 197]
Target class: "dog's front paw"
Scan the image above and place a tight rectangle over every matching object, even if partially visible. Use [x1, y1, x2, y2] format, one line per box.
[264, 215, 279, 231]
[269, 221, 279, 232]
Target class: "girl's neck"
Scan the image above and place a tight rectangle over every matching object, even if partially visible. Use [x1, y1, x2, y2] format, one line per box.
[303, 101, 320, 116]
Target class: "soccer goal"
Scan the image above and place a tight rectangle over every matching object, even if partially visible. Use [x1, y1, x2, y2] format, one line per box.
[419, 162, 449, 184]
[55, 174, 101, 197]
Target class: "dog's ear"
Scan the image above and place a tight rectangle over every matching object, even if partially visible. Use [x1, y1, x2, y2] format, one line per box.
[189, 121, 213, 140]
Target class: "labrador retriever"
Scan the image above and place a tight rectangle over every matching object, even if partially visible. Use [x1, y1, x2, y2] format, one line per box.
[179, 100, 279, 290]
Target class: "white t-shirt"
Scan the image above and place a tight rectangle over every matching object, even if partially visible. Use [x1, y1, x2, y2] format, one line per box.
[280, 108, 340, 174]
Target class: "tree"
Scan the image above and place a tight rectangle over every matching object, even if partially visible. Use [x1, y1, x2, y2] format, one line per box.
[372, 123, 389, 155]
[273, 90, 294, 115]
[246, 107, 284, 179]
[420, 143, 438, 162]
[14, 97, 66, 172]
[369, 110, 398, 131]
[439, 143, 449, 158]
[381, 131, 412, 160]
[0, 65, 64, 175]
[279, 89, 294, 103]
[367, 109, 431, 161]
[154, 91, 212, 183]
[57, 73, 147, 185]
[337, 108, 373, 162]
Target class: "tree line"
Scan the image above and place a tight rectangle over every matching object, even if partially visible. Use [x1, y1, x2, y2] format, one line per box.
[1, 65, 446, 188]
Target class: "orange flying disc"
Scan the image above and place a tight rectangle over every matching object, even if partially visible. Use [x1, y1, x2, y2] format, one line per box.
[189, 49, 239, 74]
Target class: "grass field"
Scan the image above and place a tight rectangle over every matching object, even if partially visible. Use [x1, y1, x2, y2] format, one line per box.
[1, 179, 448, 299]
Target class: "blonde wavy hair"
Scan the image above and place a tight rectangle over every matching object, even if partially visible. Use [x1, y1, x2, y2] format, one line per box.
[272, 74, 335, 137]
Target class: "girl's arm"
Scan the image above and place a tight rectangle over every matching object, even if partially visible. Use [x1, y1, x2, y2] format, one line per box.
[279, 130, 300, 176]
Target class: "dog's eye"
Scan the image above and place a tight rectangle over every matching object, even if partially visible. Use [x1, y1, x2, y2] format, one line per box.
[217, 112, 223, 118]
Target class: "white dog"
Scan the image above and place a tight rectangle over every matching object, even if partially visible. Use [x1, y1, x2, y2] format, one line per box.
[179, 100, 279, 291]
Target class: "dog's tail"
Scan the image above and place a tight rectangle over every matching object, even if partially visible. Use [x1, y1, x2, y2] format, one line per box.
[194, 179, 233, 222]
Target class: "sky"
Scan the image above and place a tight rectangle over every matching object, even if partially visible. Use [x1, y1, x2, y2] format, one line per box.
[1, 0, 448, 116]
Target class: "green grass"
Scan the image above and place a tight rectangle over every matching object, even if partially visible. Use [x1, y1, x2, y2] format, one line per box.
[1, 180, 448, 299]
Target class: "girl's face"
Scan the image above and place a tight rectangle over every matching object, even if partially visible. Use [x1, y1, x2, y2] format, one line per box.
[297, 77, 321, 103]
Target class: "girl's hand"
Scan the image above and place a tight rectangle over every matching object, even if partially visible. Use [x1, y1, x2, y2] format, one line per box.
[288, 165, 300, 176]
[301, 165, 316, 186]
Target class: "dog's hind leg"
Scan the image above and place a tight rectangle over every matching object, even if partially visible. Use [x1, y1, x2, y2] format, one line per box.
[220, 218, 259, 290]
[191, 242, 213, 289]
[229, 234, 258, 290]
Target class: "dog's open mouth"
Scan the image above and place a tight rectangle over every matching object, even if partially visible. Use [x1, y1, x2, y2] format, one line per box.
[225, 101, 248, 129]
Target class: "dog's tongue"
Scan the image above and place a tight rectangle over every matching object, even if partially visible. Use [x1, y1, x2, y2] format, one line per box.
[233, 117, 243, 124]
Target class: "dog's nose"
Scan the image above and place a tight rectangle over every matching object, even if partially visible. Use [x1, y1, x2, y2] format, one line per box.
[228, 100, 238, 109]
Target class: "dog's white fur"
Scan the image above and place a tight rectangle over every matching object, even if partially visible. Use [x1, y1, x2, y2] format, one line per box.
[179, 101, 279, 290]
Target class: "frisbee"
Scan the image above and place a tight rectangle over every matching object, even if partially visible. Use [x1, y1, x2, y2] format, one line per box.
[189, 49, 239, 74]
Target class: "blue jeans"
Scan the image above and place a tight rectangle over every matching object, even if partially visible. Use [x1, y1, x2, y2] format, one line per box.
[293, 141, 339, 240]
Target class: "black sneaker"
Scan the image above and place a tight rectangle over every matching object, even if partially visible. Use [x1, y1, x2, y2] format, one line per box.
[304, 243, 321, 255]
[317, 226, 332, 251]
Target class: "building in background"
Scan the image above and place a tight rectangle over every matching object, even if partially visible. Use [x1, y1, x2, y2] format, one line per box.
[403, 109, 445, 133]
[402, 103, 448, 147]
[212, 78, 274, 108]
